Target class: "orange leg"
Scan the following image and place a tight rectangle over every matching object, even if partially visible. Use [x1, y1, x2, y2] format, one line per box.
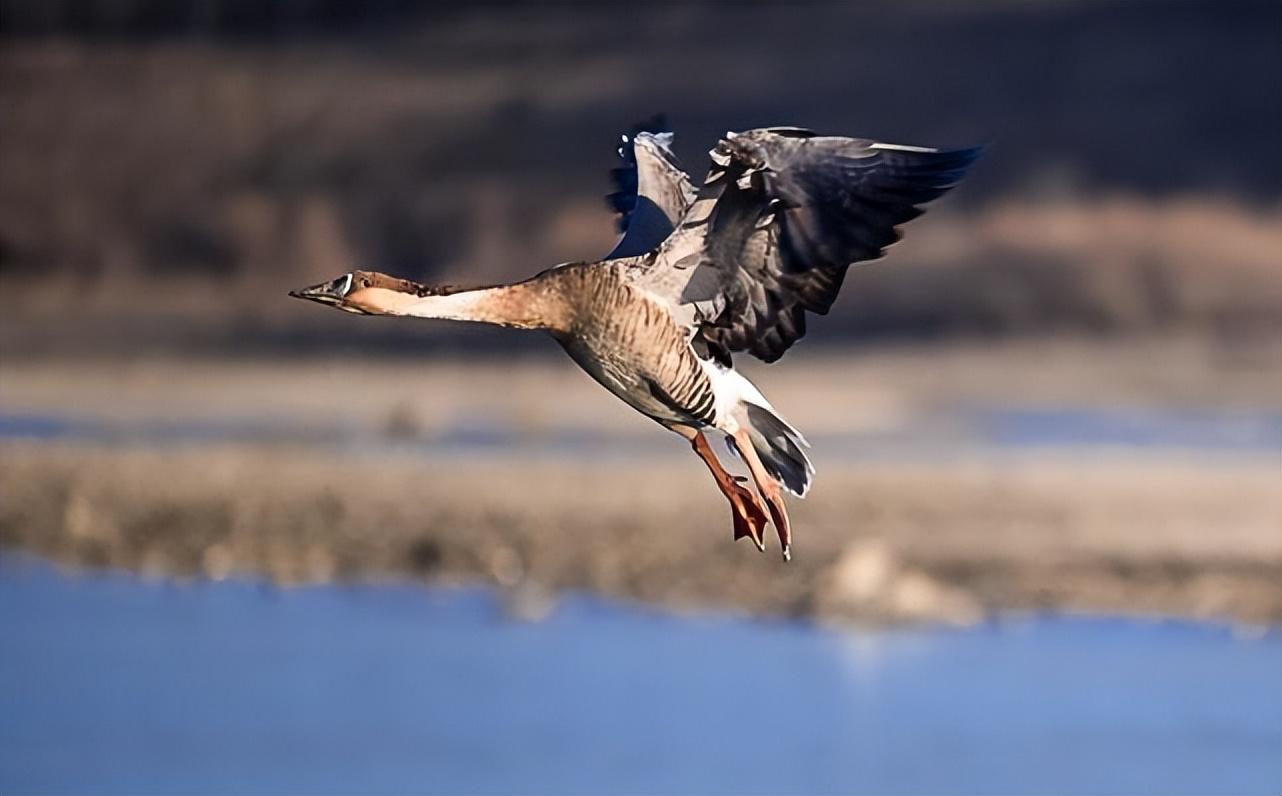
[732, 428, 792, 562]
[673, 425, 770, 552]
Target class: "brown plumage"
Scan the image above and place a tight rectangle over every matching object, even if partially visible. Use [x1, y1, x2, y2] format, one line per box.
[291, 123, 982, 560]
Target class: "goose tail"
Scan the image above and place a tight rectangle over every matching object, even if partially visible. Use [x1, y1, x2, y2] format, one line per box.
[742, 402, 814, 498]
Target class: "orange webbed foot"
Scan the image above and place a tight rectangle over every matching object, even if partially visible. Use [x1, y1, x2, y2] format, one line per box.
[728, 479, 770, 552]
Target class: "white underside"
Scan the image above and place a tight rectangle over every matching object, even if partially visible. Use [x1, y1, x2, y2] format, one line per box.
[698, 358, 806, 443]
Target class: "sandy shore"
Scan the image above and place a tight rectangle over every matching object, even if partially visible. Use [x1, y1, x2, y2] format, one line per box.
[3, 441, 1276, 627]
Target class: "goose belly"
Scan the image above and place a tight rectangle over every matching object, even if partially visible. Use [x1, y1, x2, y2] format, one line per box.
[559, 337, 700, 426]
[552, 267, 719, 428]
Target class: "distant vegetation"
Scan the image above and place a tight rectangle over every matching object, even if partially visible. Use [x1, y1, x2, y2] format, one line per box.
[1, 1, 1278, 354]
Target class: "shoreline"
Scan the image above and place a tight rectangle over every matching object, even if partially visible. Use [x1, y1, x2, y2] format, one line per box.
[4, 550, 1279, 638]
[4, 440, 1276, 628]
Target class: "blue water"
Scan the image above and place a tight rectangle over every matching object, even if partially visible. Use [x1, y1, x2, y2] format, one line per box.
[1, 405, 1278, 458]
[1, 556, 1278, 795]
[970, 406, 1282, 451]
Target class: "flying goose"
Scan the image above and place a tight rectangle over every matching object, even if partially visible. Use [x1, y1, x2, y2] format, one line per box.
[291, 123, 981, 560]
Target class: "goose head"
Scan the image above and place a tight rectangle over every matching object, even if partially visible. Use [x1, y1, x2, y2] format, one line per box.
[290, 270, 439, 315]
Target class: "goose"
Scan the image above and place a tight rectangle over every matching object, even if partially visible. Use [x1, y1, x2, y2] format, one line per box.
[291, 123, 981, 561]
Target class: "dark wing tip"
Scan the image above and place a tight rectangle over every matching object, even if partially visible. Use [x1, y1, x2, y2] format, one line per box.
[935, 143, 986, 180]
[855, 142, 986, 206]
[916, 143, 986, 188]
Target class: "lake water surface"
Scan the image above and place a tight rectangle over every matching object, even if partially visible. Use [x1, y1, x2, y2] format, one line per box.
[2, 404, 1278, 458]
[1, 555, 1278, 795]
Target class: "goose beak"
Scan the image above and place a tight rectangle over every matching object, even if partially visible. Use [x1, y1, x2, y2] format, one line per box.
[289, 273, 354, 308]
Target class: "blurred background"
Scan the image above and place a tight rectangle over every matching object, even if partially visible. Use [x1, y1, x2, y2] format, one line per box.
[0, 1, 1279, 793]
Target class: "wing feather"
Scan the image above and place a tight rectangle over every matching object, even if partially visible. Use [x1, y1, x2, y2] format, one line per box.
[604, 118, 697, 260]
[637, 128, 982, 363]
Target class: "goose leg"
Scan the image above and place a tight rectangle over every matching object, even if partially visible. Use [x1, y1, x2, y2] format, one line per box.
[732, 428, 792, 562]
[673, 425, 770, 551]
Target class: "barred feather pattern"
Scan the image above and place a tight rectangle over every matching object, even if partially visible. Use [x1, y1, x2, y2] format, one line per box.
[545, 263, 719, 428]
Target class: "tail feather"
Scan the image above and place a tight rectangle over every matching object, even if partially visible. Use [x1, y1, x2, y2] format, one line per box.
[743, 402, 814, 497]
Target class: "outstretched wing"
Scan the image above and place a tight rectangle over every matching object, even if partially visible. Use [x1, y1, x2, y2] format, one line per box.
[637, 128, 982, 363]
[604, 117, 697, 260]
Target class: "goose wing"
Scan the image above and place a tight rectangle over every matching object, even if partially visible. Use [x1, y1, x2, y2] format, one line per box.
[636, 127, 982, 363]
[604, 118, 697, 260]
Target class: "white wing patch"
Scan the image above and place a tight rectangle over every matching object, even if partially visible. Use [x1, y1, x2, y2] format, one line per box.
[867, 141, 938, 153]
